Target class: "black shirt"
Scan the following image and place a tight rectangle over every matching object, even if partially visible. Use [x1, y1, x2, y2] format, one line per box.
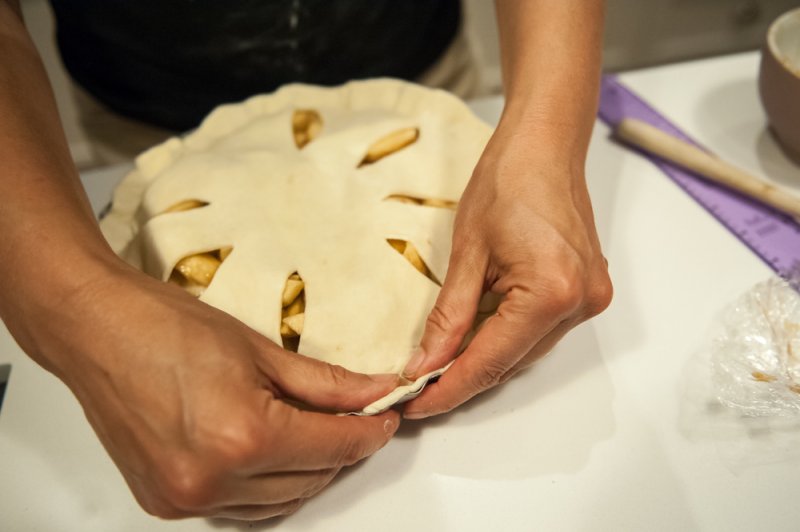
[50, 0, 461, 131]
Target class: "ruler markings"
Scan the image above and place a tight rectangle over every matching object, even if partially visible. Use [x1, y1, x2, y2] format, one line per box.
[598, 75, 800, 281]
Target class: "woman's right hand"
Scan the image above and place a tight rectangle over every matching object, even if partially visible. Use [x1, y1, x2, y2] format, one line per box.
[11, 264, 400, 521]
[0, 1, 397, 520]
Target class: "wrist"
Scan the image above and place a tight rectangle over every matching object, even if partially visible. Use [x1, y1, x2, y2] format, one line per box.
[494, 100, 594, 172]
[480, 116, 589, 188]
[0, 235, 129, 375]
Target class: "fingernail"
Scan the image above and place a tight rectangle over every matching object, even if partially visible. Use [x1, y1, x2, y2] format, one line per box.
[402, 347, 426, 379]
[403, 410, 429, 420]
[383, 418, 397, 436]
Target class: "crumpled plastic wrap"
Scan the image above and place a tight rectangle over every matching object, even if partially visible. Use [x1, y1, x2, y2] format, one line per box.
[711, 275, 800, 417]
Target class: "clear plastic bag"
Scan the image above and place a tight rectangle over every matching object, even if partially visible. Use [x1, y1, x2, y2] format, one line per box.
[711, 275, 800, 417]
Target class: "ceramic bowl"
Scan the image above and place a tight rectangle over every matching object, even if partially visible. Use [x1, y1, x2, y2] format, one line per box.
[759, 7, 800, 165]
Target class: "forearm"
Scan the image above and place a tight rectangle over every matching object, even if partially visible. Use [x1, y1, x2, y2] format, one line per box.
[494, 0, 605, 168]
[0, 3, 120, 363]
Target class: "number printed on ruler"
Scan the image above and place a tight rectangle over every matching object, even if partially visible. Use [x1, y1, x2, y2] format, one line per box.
[743, 213, 780, 238]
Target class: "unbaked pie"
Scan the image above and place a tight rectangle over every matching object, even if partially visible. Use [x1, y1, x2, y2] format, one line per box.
[100, 79, 493, 413]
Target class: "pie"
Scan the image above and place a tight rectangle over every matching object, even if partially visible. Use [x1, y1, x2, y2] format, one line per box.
[99, 79, 494, 414]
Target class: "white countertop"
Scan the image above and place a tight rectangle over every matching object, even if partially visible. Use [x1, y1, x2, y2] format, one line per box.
[2, 51, 799, 532]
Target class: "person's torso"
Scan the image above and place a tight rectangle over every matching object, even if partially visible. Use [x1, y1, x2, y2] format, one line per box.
[50, 0, 461, 130]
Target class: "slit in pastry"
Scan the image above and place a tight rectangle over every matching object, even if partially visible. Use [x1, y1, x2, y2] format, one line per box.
[359, 127, 419, 167]
[280, 272, 305, 352]
[158, 199, 209, 216]
[384, 194, 457, 210]
[167, 247, 232, 297]
[292, 109, 323, 149]
[386, 239, 440, 286]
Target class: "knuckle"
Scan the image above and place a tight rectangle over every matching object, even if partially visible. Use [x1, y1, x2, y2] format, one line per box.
[541, 273, 584, 316]
[335, 437, 368, 467]
[141, 503, 184, 520]
[157, 455, 217, 513]
[547, 278, 583, 315]
[324, 363, 352, 388]
[216, 414, 268, 466]
[426, 300, 472, 337]
[470, 357, 507, 392]
[585, 272, 613, 317]
[135, 491, 190, 520]
[150, 503, 194, 520]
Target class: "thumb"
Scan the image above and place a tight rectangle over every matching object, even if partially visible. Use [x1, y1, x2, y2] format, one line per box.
[403, 245, 485, 380]
[260, 346, 400, 413]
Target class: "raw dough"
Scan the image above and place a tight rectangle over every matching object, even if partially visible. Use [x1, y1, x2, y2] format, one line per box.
[100, 79, 493, 413]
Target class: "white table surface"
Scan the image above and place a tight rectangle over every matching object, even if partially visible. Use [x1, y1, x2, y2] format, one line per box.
[2, 51, 799, 532]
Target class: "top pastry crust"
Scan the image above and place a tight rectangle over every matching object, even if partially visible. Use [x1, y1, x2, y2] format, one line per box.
[100, 79, 492, 378]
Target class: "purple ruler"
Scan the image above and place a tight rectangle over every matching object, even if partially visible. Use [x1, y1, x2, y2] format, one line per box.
[598, 74, 800, 282]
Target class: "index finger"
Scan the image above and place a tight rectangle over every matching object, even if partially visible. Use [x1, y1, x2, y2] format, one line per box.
[253, 399, 400, 473]
[404, 288, 562, 417]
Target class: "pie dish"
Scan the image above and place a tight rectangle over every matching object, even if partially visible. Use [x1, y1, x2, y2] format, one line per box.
[99, 79, 493, 414]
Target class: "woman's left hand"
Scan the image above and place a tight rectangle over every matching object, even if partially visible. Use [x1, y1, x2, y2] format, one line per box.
[402, 123, 612, 419]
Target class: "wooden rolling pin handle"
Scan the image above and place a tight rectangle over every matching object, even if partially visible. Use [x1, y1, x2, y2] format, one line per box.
[615, 118, 800, 220]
